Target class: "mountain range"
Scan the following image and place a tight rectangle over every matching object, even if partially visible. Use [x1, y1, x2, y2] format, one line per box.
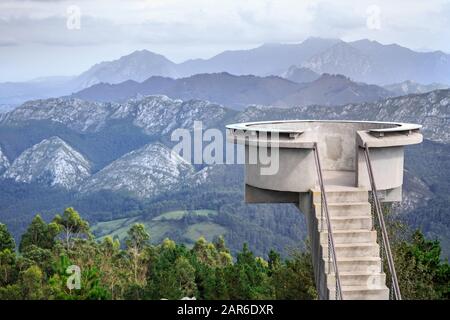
[383, 80, 449, 96]
[1, 90, 449, 194]
[0, 89, 449, 256]
[61, 38, 450, 86]
[274, 73, 392, 107]
[1, 37, 450, 107]
[72, 72, 393, 110]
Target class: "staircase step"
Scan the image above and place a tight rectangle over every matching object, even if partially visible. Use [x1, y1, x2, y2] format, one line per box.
[314, 202, 371, 217]
[317, 215, 373, 230]
[321, 242, 379, 258]
[319, 230, 377, 244]
[323, 257, 382, 273]
[326, 272, 386, 287]
[312, 188, 368, 203]
[328, 285, 390, 300]
[308, 187, 388, 300]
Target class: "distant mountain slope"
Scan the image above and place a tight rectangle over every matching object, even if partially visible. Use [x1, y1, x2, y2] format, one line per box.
[2, 38, 450, 106]
[2, 98, 113, 133]
[2, 95, 230, 136]
[177, 38, 340, 77]
[304, 39, 450, 85]
[349, 39, 450, 85]
[3, 137, 90, 189]
[302, 42, 375, 83]
[0, 147, 10, 174]
[4, 89, 449, 148]
[281, 66, 320, 83]
[66, 38, 335, 97]
[72, 72, 302, 109]
[276, 74, 393, 106]
[384, 80, 449, 96]
[238, 89, 450, 144]
[65, 38, 450, 86]
[80, 143, 194, 199]
[72, 72, 391, 109]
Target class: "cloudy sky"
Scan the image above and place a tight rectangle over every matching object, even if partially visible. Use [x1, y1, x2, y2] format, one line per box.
[1, 0, 449, 82]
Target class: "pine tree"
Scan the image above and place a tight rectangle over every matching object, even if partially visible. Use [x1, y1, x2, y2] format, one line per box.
[173, 256, 197, 298]
[19, 215, 59, 252]
[0, 223, 15, 252]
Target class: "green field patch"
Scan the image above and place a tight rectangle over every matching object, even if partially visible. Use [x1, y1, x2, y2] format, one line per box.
[185, 222, 227, 243]
[152, 209, 217, 221]
[92, 210, 223, 245]
[91, 216, 139, 238]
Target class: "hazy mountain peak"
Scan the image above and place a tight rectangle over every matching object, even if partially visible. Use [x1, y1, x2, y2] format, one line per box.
[3, 136, 91, 189]
[302, 37, 342, 45]
[302, 41, 375, 82]
[316, 73, 351, 82]
[349, 38, 382, 46]
[74, 49, 178, 89]
[119, 49, 167, 61]
[281, 66, 320, 83]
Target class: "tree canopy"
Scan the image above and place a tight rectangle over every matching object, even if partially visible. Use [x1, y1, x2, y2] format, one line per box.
[0, 207, 448, 300]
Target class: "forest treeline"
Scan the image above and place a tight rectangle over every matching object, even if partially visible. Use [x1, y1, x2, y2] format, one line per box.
[0, 207, 448, 300]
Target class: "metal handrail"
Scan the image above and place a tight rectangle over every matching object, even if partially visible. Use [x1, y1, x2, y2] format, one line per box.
[312, 143, 343, 300]
[362, 143, 402, 300]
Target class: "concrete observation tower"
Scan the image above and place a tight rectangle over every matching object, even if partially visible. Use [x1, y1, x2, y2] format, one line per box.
[226, 120, 422, 300]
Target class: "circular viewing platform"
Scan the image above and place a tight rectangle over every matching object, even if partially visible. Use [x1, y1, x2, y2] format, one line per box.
[227, 120, 422, 148]
[226, 120, 423, 197]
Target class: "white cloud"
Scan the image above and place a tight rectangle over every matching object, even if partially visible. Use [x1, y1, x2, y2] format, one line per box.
[0, 0, 449, 81]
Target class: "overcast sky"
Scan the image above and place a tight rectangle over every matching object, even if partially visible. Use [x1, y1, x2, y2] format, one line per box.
[1, 0, 449, 82]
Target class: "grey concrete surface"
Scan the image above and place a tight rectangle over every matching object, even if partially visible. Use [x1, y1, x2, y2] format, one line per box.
[226, 120, 422, 300]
